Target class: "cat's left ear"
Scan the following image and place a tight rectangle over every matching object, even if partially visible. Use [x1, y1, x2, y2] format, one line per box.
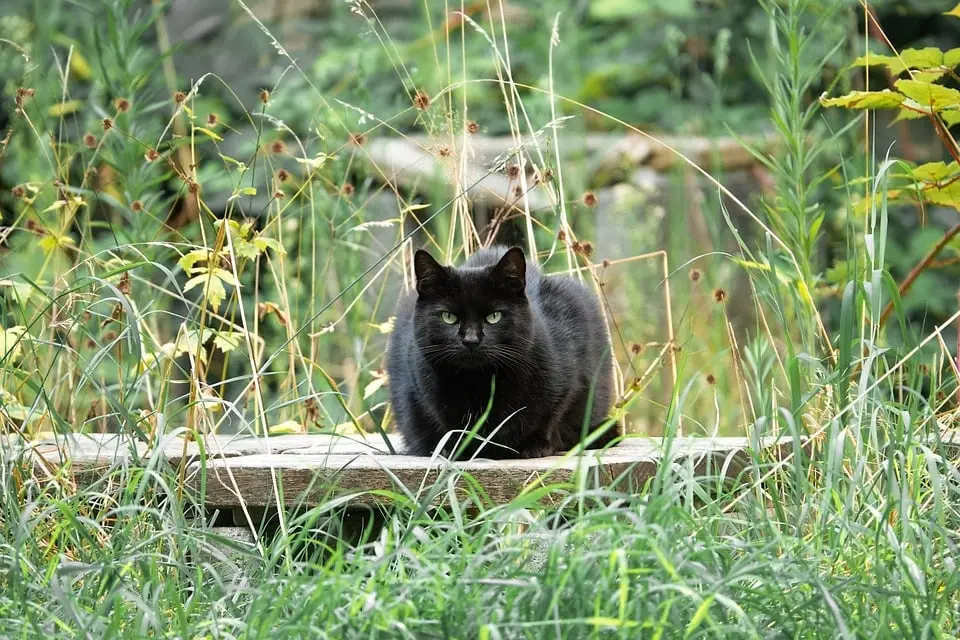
[491, 247, 526, 296]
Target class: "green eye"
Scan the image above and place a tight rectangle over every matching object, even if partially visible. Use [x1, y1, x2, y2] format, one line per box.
[485, 311, 502, 324]
[440, 311, 458, 325]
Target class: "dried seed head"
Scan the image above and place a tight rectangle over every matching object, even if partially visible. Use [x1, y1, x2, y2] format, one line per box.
[713, 288, 727, 303]
[437, 145, 451, 158]
[582, 191, 598, 207]
[102, 117, 113, 131]
[14, 87, 34, 109]
[103, 330, 117, 342]
[341, 183, 355, 197]
[187, 181, 200, 195]
[557, 229, 566, 243]
[131, 200, 143, 212]
[412, 89, 431, 111]
[118, 273, 131, 295]
[602, 258, 611, 268]
[145, 148, 160, 162]
[541, 168, 554, 183]
[706, 373, 716, 385]
[173, 91, 187, 105]
[631, 342, 644, 355]
[270, 140, 286, 154]
[513, 185, 523, 198]
[574, 240, 594, 258]
[466, 120, 479, 134]
[259, 88, 271, 104]
[506, 164, 521, 180]
[689, 268, 702, 282]
[114, 97, 130, 113]
[273, 189, 285, 200]
[206, 112, 219, 127]
[349, 132, 366, 146]
[276, 168, 290, 182]
[11, 185, 26, 199]
[83, 132, 98, 149]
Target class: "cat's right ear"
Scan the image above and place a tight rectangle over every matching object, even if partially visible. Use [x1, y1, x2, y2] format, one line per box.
[414, 250, 449, 297]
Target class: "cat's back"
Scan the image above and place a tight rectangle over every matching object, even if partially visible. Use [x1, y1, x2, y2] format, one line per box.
[534, 266, 606, 348]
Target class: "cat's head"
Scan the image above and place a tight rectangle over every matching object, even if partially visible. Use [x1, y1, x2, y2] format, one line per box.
[412, 247, 533, 370]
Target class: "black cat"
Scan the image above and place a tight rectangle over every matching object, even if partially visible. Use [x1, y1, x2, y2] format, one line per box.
[385, 245, 619, 459]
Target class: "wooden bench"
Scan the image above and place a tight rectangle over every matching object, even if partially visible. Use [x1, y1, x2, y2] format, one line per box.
[2, 432, 791, 513]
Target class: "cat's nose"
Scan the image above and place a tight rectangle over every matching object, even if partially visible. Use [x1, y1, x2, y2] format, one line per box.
[461, 330, 480, 347]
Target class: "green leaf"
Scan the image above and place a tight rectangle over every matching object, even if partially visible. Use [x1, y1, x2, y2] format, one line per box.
[819, 89, 904, 110]
[946, 3, 960, 17]
[942, 111, 960, 127]
[684, 595, 715, 639]
[895, 79, 960, 111]
[252, 236, 285, 255]
[233, 238, 260, 261]
[212, 330, 244, 354]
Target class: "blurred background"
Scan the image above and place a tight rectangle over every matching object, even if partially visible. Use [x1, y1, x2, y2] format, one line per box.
[0, 0, 957, 439]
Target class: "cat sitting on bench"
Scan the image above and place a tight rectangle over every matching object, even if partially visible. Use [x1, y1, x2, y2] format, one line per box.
[385, 245, 620, 460]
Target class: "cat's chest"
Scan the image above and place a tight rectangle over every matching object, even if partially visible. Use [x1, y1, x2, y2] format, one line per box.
[433, 372, 528, 417]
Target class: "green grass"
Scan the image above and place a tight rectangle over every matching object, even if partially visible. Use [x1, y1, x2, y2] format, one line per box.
[1, 0, 959, 637]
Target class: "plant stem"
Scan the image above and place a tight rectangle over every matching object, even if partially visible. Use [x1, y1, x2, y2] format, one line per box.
[879, 222, 960, 329]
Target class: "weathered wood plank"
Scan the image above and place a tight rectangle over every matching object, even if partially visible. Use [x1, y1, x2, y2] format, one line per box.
[189, 436, 774, 508]
[2, 432, 790, 508]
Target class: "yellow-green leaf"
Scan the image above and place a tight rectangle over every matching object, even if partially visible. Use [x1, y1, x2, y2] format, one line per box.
[211, 268, 239, 287]
[48, 100, 84, 117]
[911, 161, 959, 182]
[42, 200, 68, 213]
[252, 236, 285, 255]
[945, 3, 960, 17]
[212, 330, 244, 354]
[363, 374, 387, 400]
[184, 273, 227, 310]
[942, 111, 960, 127]
[923, 179, 960, 208]
[39, 236, 58, 253]
[268, 420, 304, 435]
[194, 127, 223, 142]
[0, 326, 28, 363]
[178, 249, 210, 274]
[819, 89, 904, 110]
[895, 79, 960, 111]
[218, 154, 247, 172]
[585, 617, 639, 629]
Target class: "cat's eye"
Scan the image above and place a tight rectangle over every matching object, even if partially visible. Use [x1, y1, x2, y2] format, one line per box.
[440, 311, 458, 325]
[485, 311, 502, 324]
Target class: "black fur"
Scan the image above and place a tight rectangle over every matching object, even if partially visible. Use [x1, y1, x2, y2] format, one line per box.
[385, 245, 619, 459]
